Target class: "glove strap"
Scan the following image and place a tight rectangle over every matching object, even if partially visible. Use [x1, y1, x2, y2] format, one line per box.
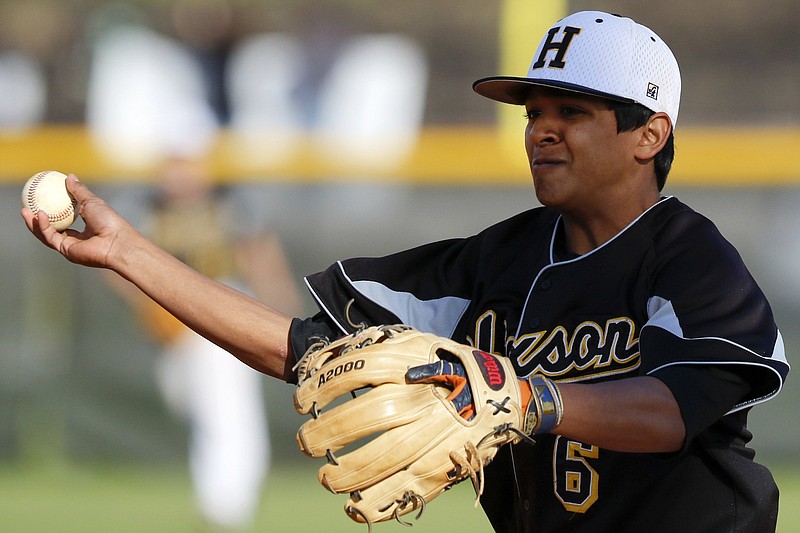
[523, 376, 564, 435]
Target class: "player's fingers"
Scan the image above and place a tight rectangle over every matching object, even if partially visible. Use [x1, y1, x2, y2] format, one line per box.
[37, 209, 69, 246]
[20, 206, 37, 232]
[406, 360, 467, 383]
[26, 208, 69, 251]
[21, 206, 52, 241]
[406, 361, 474, 416]
[64, 173, 93, 204]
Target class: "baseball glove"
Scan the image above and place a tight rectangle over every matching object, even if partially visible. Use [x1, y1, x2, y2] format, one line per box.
[293, 324, 563, 530]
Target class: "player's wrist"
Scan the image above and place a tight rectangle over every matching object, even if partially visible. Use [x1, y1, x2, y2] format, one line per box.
[521, 375, 564, 435]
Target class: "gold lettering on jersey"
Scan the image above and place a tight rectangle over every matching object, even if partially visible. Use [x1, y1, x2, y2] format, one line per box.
[513, 317, 639, 379]
[470, 313, 640, 380]
[469, 310, 500, 356]
[554, 437, 600, 513]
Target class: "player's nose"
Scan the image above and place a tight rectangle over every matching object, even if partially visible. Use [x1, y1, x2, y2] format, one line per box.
[526, 113, 561, 146]
[526, 115, 561, 145]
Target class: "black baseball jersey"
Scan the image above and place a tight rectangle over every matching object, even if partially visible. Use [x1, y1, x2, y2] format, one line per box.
[294, 196, 790, 532]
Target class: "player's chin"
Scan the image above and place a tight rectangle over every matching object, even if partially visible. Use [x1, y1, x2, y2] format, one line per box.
[531, 177, 563, 207]
[533, 190, 555, 208]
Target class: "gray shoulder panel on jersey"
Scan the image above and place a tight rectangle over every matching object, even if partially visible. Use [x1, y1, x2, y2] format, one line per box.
[340, 262, 470, 338]
[350, 279, 470, 338]
[646, 296, 684, 337]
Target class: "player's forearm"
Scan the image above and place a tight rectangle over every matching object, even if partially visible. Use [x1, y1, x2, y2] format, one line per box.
[111, 232, 295, 380]
[554, 376, 685, 453]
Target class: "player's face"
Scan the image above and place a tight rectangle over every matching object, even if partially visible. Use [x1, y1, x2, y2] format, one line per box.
[523, 89, 642, 215]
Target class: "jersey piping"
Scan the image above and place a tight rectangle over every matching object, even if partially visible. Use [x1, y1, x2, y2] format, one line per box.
[516, 197, 674, 340]
[643, 293, 788, 412]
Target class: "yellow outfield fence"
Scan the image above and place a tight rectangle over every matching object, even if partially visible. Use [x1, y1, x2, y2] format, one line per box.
[1, 125, 799, 187]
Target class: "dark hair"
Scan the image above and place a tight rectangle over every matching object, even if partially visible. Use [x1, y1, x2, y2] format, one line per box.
[608, 101, 675, 191]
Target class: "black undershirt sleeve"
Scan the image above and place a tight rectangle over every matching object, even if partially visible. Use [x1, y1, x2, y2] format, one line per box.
[286, 312, 342, 384]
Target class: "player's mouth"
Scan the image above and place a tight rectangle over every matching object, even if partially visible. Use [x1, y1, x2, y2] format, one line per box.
[531, 157, 564, 171]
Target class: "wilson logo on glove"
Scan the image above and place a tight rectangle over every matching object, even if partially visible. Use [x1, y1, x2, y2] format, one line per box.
[472, 350, 506, 390]
[317, 359, 366, 386]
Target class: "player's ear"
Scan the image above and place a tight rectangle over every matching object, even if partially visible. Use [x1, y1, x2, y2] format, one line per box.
[634, 113, 671, 161]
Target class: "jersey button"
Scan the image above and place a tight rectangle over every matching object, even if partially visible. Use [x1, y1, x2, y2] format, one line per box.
[528, 318, 540, 328]
[540, 279, 552, 290]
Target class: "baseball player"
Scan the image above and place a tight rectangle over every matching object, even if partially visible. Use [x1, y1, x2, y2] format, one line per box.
[22, 10, 789, 533]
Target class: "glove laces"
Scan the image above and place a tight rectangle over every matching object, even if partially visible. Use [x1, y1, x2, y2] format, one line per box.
[348, 489, 426, 533]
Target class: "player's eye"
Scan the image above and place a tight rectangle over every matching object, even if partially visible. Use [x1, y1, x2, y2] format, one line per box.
[560, 105, 584, 117]
[524, 110, 541, 120]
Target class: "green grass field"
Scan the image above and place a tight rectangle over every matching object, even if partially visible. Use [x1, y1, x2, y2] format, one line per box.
[0, 459, 493, 532]
[1, 460, 799, 532]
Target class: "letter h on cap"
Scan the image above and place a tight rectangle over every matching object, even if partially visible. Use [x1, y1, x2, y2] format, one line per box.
[532, 26, 582, 70]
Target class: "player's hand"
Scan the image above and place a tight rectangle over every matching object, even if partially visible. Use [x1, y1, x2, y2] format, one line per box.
[405, 360, 476, 419]
[21, 173, 141, 270]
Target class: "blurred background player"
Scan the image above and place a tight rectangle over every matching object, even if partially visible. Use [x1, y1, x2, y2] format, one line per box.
[106, 155, 301, 531]
[85, 5, 302, 530]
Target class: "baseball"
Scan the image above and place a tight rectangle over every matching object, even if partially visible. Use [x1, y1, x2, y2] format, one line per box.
[22, 170, 79, 231]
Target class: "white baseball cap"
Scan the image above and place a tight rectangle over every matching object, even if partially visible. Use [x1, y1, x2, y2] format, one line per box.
[473, 11, 681, 127]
